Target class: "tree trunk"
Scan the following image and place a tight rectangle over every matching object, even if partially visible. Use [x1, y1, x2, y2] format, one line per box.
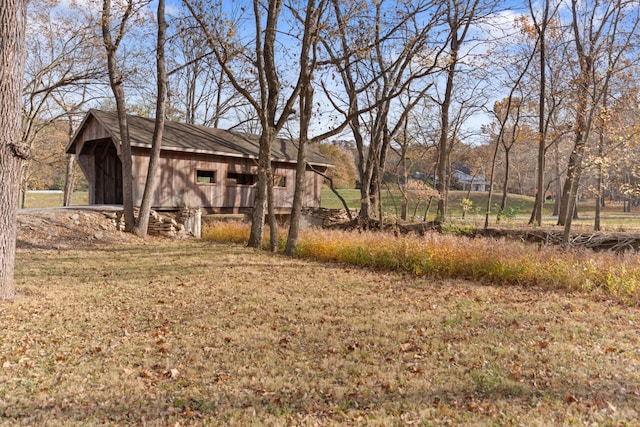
[19, 164, 28, 208]
[267, 165, 277, 252]
[284, 136, 307, 256]
[63, 115, 77, 207]
[594, 111, 607, 231]
[400, 161, 408, 221]
[63, 155, 76, 206]
[0, 0, 27, 301]
[436, 49, 456, 222]
[436, 0, 479, 222]
[248, 131, 274, 248]
[529, 0, 549, 226]
[285, 61, 314, 255]
[594, 172, 602, 231]
[102, 0, 135, 232]
[134, 0, 167, 238]
[357, 143, 376, 221]
[499, 146, 510, 218]
[484, 127, 502, 230]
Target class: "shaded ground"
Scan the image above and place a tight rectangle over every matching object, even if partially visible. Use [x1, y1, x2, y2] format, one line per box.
[3, 235, 640, 425]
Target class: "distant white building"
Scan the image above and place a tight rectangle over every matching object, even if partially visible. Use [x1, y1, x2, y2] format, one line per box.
[451, 170, 490, 192]
[428, 170, 490, 192]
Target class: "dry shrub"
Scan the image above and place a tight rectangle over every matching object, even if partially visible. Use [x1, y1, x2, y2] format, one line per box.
[203, 222, 640, 302]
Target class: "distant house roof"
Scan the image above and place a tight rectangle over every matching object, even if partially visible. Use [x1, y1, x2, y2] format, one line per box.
[452, 170, 490, 185]
[66, 109, 333, 167]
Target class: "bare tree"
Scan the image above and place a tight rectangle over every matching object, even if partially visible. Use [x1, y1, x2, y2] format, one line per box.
[20, 3, 105, 207]
[321, 0, 444, 223]
[185, 0, 306, 249]
[558, 0, 639, 243]
[284, 0, 375, 254]
[527, 0, 558, 226]
[435, 0, 488, 222]
[0, 0, 28, 300]
[390, 88, 437, 220]
[133, 0, 168, 237]
[167, 15, 251, 127]
[284, 0, 326, 255]
[55, 87, 101, 206]
[101, 0, 149, 231]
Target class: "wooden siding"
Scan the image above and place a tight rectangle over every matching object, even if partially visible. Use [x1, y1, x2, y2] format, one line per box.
[70, 114, 327, 212]
[130, 148, 323, 212]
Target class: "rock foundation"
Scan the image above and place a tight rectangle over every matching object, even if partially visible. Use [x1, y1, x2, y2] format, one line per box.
[104, 208, 200, 238]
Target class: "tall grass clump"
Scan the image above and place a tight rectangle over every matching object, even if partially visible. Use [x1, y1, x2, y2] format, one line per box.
[296, 229, 640, 301]
[202, 221, 640, 303]
[202, 220, 251, 244]
[202, 220, 286, 249]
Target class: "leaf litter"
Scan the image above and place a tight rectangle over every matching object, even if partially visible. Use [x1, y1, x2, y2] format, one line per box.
[1, 239, 639, 425]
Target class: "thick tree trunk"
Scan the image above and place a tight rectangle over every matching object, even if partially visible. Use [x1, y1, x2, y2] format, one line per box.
[284, 139, 307, 256]
[285, 73, 314, 256]
[267, 165, 277, 252]
[0, 0, 27, 301]
[111, 86, 135, 231]
[358, 142, 377, 221]
[248, 131, 274, 248]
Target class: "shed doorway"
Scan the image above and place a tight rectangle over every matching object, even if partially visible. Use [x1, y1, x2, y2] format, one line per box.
[93, 140, 123, 204]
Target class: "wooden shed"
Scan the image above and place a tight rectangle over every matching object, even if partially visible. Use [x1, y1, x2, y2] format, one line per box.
[65, 109, 332, 213]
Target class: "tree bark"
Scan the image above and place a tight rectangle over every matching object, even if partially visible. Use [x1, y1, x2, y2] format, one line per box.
[102, 0, 135, 232]
[134, 0, 168, 238]
[436, 47, 456, 222]
[559, 0, 627, 244]
[63, 155, 76, 206]
[63, 116, 77, 207]
[0, 0, 27, 300]
[248, 131, 273, 248]
[285, 0, 321, 255]
[436, 0, 479, 222]
[528, 0, 549, 226]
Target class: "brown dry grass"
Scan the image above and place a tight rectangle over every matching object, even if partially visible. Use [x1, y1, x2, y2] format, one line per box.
[2, 240, 640, 426]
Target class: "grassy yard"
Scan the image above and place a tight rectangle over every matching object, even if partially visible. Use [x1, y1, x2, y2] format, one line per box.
[3, 240, 640, 425]
[22, 191, 88, 209]
[321, 187, 640, 230]
[22, 189, 640, 231]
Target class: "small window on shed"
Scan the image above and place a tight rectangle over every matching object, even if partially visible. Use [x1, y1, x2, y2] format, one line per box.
[274, 175, 286, 187]
[226, 172, 257, 186]
[196, 170, 216, 184]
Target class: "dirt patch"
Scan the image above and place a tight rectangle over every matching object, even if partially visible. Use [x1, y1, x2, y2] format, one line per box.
[16, 208, 146, 250]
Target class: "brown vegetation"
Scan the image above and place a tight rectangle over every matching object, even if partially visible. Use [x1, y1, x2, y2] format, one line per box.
[2, 213, 639, 425]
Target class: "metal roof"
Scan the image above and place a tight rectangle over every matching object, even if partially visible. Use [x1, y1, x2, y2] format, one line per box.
[67, 109, 333, 167]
